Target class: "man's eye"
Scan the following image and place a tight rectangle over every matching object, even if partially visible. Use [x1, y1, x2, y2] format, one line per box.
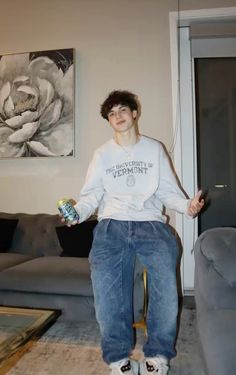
[121, 107, 127, 112]
[108, 112, 114, 117]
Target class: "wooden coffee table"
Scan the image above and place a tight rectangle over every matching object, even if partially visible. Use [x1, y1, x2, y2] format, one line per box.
[0, 306, 59, 366]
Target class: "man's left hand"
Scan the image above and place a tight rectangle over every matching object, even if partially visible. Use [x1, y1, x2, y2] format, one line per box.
[187, 190, 205, 217]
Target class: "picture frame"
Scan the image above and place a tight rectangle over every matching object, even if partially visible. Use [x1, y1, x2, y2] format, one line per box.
[0, 48, 75, 158]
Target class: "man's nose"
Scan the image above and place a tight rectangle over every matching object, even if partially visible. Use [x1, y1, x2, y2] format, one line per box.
[115, 111, 121, 118]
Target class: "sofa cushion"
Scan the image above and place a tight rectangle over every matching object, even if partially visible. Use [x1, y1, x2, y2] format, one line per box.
[0, 256, 93, 296]
[2, 213, 63, 256]
[0, 253, 35, 271]
[0, 218, 18, 252]
[56, 220, 97, 257]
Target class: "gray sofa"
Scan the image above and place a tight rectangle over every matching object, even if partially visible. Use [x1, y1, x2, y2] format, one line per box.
[0, 212, 144, 322]
[194, 227, 236, 375]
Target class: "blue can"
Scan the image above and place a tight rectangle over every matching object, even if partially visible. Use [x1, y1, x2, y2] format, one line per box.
[57, 199, 80, 223]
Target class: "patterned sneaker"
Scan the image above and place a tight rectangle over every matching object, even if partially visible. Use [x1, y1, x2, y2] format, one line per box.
[140, 356, 169, 374]
[109, 358, 139, 375]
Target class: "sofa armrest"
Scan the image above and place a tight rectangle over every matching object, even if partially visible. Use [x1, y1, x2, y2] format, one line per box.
[194, 227, 236, 311]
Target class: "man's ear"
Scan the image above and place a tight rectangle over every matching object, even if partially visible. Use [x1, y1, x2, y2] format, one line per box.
[133, 110, 138, 119]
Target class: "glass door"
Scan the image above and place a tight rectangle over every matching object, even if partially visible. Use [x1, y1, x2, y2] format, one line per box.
[177, 23, 236, 292]
[194, 57, 236, 233]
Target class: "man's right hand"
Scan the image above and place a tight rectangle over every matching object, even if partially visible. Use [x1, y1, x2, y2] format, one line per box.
[58, 213, 79, 227]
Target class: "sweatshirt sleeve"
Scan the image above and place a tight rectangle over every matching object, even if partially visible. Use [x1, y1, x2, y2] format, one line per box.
[156, 144, 190, 214]
[74, 150, 104, 222]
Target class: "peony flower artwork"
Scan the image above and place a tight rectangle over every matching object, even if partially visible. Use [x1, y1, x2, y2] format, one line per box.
[0, 48, 75, 158]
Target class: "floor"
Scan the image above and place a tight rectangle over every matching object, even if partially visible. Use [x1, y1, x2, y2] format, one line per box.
[0, 296, 205, 375]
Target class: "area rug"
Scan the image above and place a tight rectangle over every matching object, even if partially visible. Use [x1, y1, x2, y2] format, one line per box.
[2, 305, 205, 375]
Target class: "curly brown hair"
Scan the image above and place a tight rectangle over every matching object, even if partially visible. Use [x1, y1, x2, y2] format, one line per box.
[100, 90, 138, 120]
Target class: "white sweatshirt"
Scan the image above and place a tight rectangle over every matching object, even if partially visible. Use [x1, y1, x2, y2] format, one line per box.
[75, 135, 190, 223]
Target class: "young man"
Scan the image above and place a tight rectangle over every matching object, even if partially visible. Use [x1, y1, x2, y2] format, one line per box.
[73, 90, 204, 375]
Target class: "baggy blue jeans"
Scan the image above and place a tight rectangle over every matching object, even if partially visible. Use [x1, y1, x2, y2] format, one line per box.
[89, 219, 179, 364]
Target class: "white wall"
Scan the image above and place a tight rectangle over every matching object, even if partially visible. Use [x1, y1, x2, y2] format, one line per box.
[0, 0, 235, 215]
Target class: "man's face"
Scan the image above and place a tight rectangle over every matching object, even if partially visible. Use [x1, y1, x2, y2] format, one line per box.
[107, 105, 137, 133]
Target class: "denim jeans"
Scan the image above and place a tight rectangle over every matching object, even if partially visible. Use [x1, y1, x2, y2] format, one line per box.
[89, 219, 179, 364]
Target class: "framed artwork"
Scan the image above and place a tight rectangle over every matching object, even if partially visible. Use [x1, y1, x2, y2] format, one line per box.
[0, 48, 75, 158]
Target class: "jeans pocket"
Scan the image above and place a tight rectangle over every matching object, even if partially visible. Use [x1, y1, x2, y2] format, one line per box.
[89, 219, 112, 264]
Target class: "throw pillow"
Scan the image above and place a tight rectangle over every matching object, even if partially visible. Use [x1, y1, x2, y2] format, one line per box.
[56, 220, 98, 257]
[0, 218, 18, 252]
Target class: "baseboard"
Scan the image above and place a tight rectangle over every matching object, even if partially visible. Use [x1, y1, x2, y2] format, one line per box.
[183, 288, 194, 296]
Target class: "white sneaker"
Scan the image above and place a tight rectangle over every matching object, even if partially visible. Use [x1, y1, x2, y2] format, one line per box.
[109, 358, 139, 375]
[140, 356, 169, 374]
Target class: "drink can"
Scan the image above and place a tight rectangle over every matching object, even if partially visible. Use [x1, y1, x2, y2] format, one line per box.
[57, 199, 80, 223]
